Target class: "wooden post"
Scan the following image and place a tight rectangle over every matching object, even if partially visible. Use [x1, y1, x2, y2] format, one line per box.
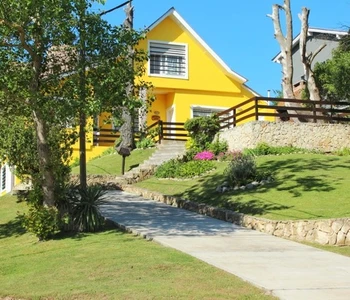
[158, 120, 163, 144]
[233, 109, 236, 127]
[122, 156, 126, 175]
[255, 98, 259, 121]
[313, 102, 317, 123]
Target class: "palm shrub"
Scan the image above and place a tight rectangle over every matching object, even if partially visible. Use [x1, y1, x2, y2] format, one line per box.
[69, 185, 107, 232]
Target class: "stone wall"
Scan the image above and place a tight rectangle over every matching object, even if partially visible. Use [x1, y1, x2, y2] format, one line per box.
[122, 186, 350, 246]
[218, 121, 350, 152]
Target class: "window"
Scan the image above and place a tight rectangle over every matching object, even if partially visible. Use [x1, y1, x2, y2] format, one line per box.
[149, 41, 187, 78]
[192, 106, 232, 128]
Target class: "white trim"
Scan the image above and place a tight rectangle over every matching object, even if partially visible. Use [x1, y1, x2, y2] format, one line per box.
[272, 27, 348, 63]
[148, 8, 247, 84]
[166, 105, 176, 137]
[148, 40, 189, 79]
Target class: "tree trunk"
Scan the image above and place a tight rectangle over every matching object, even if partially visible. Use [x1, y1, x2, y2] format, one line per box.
[31, 51, 56, 207]
[268, 0, 295, 100]
[120, 1, 135, 150]
[138, 87, 148, 133]
[78, 2, 87, 190]
[299, 7, 325, 101]
[32, 110, 56, 207]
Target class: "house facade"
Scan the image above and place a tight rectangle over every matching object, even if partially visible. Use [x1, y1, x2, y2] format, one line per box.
[93, 8, 260, 147]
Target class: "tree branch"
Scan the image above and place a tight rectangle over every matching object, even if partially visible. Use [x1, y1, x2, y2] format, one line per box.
[310, 43, 327, 65]
[267, 4, 286, 48]
[0, 18, 36, 58]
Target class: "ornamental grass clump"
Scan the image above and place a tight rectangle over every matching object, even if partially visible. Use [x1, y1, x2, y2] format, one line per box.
[224, 154, 257, 186]
[194, 151, 215, 161]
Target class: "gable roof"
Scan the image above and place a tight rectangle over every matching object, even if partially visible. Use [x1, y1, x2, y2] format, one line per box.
[148, 7, 259, 95]
[272, 27, 348, 63]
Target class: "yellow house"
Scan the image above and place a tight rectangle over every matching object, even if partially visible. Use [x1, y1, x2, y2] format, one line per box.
[1, 8, 262, 195]
[90, 8, 260, 152]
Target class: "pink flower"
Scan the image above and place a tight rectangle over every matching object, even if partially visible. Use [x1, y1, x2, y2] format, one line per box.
[194, 151, 215, 161]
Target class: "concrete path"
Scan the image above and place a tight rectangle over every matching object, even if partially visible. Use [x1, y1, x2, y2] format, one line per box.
[100, 190, 350, 300]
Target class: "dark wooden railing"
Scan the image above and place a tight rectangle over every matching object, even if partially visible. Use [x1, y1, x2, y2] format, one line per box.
[217, 97, 350, 130]
[93, 120, 187, 146]
[93, 97, 350, 146]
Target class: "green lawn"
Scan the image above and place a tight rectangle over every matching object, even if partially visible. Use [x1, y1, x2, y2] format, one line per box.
[136, 153, 350, 221]
[71, 148, 155, 175]
[0, 195, 275, 300]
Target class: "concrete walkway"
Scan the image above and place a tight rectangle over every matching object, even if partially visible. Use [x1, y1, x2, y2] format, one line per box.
[100, 190, 350, 300]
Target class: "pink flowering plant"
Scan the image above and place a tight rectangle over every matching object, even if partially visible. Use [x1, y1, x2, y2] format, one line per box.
[194, 151, 215, 161]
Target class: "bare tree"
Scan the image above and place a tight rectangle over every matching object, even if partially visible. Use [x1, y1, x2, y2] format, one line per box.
[268, 0, 295, 99]
[299, 7, 326, 101]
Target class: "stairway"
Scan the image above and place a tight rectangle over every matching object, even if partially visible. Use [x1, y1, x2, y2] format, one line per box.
[119, 140, 186, 185]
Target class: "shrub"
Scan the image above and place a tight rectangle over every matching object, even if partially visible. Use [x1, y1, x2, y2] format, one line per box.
[207, 135, 228, 155]
[155, 159, 215, 179]
[224, 154, 257, 186]
[216, 150, 243, 161]
[194, 151, 215, 161]
[184, 115, 220, 150]
[20, 205, 60, 241]
[335, 147, 350, 156]
[69, 185, 107, 232]
[243, 142, 306, 156]
[136, 137, 155, 149]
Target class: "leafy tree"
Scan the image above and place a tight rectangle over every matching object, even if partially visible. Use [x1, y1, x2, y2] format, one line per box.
[0, 0, 151, 210]
[314, 35, 350, 102]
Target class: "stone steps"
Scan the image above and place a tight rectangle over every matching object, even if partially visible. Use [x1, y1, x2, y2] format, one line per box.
[120, 141, 186, 184]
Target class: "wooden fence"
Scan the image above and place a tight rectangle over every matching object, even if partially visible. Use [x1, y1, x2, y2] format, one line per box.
[217, 97, 350, 130]
[93, 97, 350, 146]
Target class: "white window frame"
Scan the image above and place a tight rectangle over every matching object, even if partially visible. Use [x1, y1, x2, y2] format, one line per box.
[191, 105, 234, 129]
[148, 40, 188, 79]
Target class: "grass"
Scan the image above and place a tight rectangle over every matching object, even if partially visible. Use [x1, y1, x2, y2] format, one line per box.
[0, 195, 275, 300]
[300, 241, 350, 257]
[71, 148, 155, 175]
[135, 153, 350, 221]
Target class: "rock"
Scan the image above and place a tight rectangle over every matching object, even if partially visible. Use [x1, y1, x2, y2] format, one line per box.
[315, 231, 329, 245]
[246, 183, 256, 190]
[331, 220, 344, 233]
[215, 186, 222, 193]
[222, 181, 229, 187]
[336, 231, 347, 246]
[240, 185, 246, 191]
[251, 181, 260, 186]
[222, 186, 229, 193]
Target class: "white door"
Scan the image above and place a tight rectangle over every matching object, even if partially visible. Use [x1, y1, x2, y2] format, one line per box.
[166, 106, 175, 138]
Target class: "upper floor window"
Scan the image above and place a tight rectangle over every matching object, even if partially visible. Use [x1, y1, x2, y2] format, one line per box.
[149, 41, 188, 79]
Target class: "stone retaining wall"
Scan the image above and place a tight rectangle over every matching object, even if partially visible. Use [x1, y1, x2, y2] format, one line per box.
[122, 186, 350, 246]
[219, 121, 350, 152]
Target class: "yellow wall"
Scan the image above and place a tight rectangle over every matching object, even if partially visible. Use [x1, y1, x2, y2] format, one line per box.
[139, 16, 245, 94]
[137, 14, 257, 126]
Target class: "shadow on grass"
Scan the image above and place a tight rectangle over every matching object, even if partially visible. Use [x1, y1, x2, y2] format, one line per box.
[170, 155, 349, 218]
[52, 218, 127, 241]
[0, 217, 26, 239]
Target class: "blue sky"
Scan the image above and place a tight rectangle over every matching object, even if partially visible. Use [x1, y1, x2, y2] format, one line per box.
[93, 0, 349, 96]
